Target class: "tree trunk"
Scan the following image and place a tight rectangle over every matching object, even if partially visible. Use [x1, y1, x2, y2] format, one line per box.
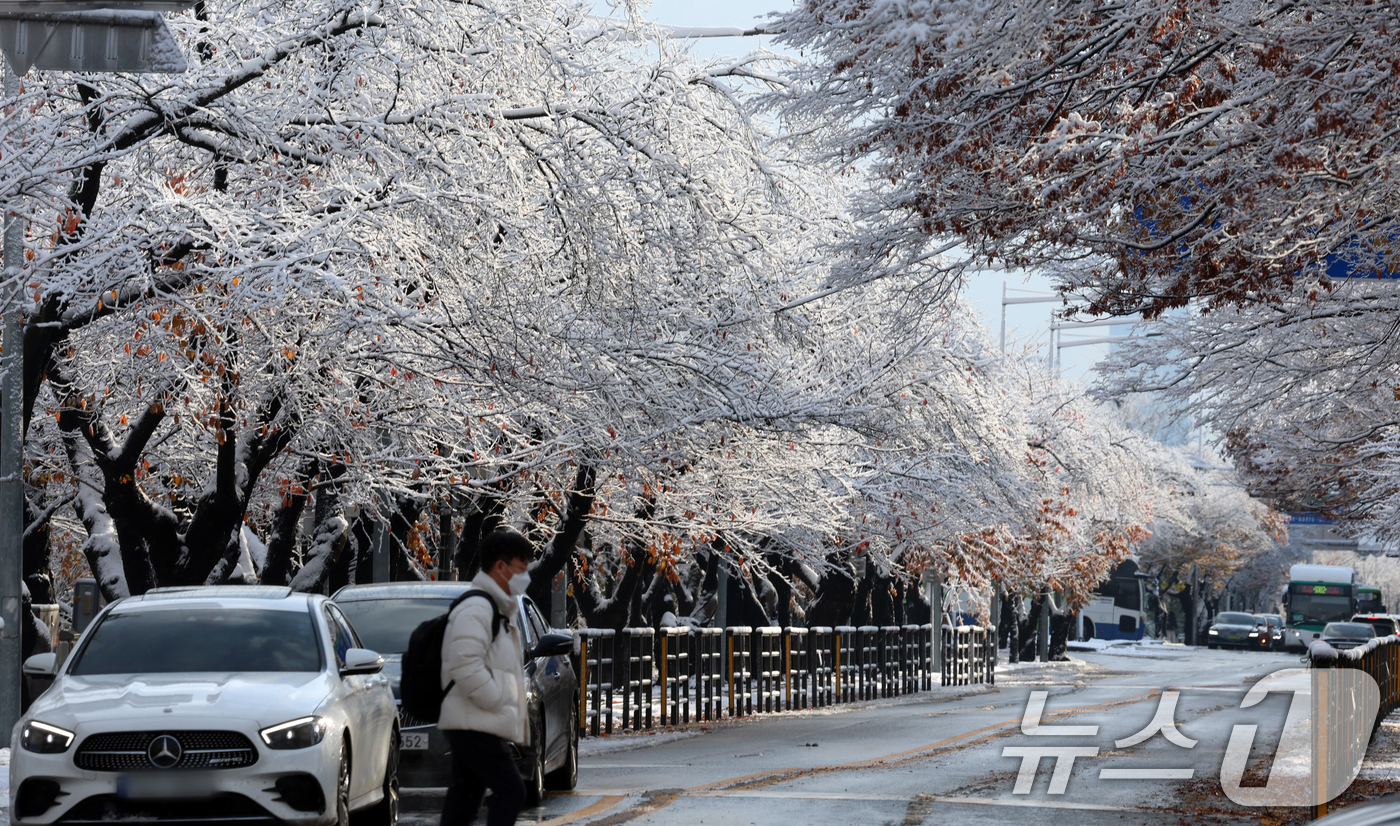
[575, 497, 657, 630]
[526, 463, 595, 608]
[454, 487, 510, 581]
[1018, 596, 1041, 662]
[1005, 594, 1021, 664]
[23, 491, 60, 604]
[261, 458, 318, 586]
[765, 557, 793, 628]
[289, 515, 350, 593]
[871, 571, 894, 627]
[807, 562, 858, 627]
[851, 564, 876, 626]
[346, 511, 376, 585]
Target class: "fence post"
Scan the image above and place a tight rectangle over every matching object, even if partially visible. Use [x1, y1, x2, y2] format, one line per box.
[727, 628, 735, 717]
[940, 624, 950, 687]
[928, 574, 943, 676]
[784, 628, 793, 710]
[578, 634, 589, 735]
[987, 624, 998, 686]
[622, 630, 632, 730]
[659, 632, 668, 726]
[834, 628, 842, 703]
[810, 627, 831, 707]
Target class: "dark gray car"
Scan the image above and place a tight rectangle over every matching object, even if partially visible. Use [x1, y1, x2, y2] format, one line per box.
[1320, 621, 1377, 651]
[1207, 611, 1269, 650]
[1351, 614, 1400, 639]
[331, 582, 579, 804]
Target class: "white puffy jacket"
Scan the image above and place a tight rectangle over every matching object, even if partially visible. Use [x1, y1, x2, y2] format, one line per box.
[438, 572, 529, 745]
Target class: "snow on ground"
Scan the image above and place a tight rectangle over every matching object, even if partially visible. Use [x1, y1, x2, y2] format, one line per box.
[1357, 708, 1400, 784]
[1066, 638, 1192, 658]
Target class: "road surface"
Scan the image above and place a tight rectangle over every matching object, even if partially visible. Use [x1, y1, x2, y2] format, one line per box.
[404, 647, 1337, 825]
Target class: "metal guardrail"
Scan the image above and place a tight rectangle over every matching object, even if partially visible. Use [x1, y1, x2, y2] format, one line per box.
[1307, 635, 1400, 818]
[575, 623, 996, 736]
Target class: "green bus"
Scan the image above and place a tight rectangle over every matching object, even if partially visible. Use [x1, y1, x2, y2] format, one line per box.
[1357, 585, 1386, 615]
[1281, 563, 1358, 651]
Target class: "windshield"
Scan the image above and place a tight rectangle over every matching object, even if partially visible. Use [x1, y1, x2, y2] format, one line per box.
[334, 598, 456, 655]
[1289, 594, 1354, 627]
[1323, 623, 1376, 638]
[1216, 613, 1257, 625]
[70, 607, 321, 675]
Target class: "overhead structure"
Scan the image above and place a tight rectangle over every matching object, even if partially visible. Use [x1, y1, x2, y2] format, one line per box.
[0, 10, 186, 73]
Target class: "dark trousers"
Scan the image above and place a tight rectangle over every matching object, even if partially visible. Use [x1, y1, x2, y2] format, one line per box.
[440, 729, 526, 826]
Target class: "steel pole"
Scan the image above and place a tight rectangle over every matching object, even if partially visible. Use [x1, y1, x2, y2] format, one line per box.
[1037, 590, 1051, 662]
[1, 55, 26, 735]
[999, 281, 1006, 353]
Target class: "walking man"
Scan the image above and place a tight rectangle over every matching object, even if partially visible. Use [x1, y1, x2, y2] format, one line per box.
[440, 528, 534, 826]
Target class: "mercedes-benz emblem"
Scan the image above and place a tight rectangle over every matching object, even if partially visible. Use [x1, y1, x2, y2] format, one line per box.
[147, 734, 183, 769]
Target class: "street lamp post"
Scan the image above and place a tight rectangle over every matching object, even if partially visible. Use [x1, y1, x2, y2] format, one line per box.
[0, 54, 24, 737]
[0, 1, 190, 734]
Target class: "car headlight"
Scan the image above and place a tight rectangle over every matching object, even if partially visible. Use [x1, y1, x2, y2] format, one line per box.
[1208, 629, 1219, 635]
[21, 720, 75, 754]
[259, 717, 327, 750]
[1248, 632, 1259, 637]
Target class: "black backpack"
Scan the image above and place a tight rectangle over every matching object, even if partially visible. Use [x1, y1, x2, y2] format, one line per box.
[400, 590, 506, 724]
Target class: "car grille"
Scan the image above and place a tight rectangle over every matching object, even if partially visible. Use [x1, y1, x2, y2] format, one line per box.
[75, 731, 258, 772]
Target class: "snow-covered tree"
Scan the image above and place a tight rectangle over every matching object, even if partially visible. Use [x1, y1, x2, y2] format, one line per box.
[767, 0, 1400, 316]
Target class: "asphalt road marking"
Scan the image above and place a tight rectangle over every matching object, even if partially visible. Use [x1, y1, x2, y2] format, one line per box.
[534, 794, 627, 826]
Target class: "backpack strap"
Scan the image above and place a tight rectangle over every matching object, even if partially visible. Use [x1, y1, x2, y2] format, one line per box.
[453, 589, 507, 641]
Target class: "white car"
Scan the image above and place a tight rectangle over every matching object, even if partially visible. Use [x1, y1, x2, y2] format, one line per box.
[9, 586, 400, 826]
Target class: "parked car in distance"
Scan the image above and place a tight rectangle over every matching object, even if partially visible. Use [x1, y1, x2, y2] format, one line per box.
[1207, 612, 1271, 650]
[9, 585, 399, 826]
[1254, 613, 1287, 651]
[1351, 614, 1400, 639]
[331, 583, 578, 804]
[1319, 621, 1378, 651]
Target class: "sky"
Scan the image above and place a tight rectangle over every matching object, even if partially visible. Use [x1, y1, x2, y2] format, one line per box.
[640, 0, 1118, 386]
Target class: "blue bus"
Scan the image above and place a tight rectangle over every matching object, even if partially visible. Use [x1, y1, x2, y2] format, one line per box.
[1081, 560, 1147, 640]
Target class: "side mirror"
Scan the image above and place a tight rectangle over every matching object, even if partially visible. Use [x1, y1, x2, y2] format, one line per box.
[341, 648, 383, 676]
[23, 652, 57, 677]
[528, 633, 574, 660]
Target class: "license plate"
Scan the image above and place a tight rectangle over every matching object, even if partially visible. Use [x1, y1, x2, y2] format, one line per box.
[401, 732, 430, 750]
[117, 774, 215, 800]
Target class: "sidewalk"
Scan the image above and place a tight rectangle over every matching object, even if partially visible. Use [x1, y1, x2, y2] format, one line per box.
[580, 679, 1007, 756]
